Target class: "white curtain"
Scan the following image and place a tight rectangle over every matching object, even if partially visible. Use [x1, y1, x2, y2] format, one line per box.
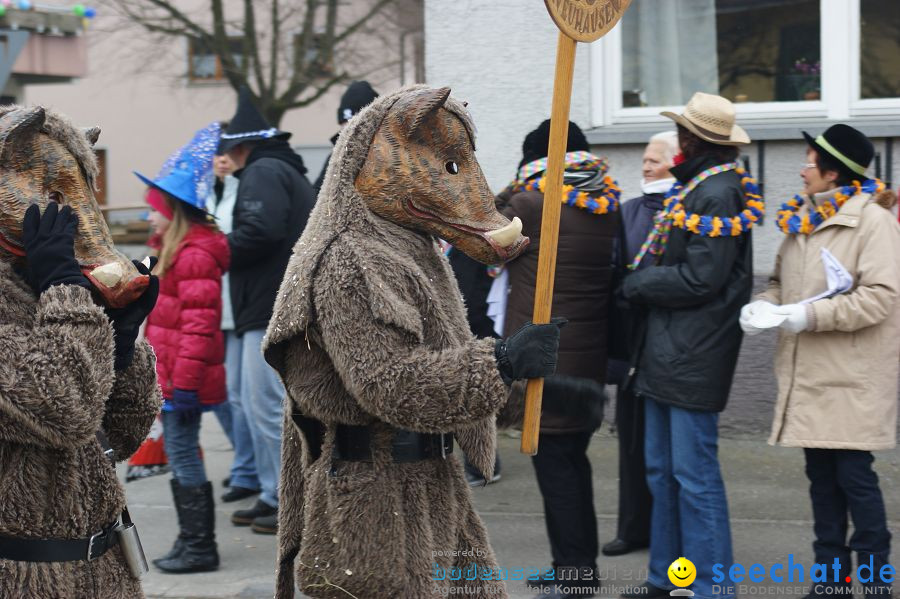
[621, 0, 720, 107]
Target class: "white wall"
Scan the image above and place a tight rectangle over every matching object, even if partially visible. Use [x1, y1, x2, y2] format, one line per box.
[425, 0, 592, 192]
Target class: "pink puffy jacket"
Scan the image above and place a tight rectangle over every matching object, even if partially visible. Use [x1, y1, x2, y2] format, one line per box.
[145, 225, 230, 406]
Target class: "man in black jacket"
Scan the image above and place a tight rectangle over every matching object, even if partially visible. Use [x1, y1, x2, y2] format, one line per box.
[618, 93, 753, 599]
[217, 86, 316, 535]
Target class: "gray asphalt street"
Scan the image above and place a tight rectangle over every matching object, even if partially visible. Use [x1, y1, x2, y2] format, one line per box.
[131, 277, 900, 598]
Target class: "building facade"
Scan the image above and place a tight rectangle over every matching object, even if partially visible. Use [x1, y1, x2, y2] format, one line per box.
[15, 0, 423, 210]
[425, 0, 900, 272]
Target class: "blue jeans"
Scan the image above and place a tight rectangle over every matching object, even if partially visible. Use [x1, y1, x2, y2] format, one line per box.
[162, 410, 206, 487]
[224, 330, 260, 491]
[232, 329, 284, 508]
[644, 397, 733, 599]
[212, 399, 234, 446]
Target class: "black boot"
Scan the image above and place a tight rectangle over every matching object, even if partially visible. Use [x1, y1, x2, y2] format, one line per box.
[154, 481, 219, 573]
[152, 479, 188, 565]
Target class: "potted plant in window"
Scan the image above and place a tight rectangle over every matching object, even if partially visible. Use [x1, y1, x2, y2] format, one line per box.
[787, 58, 821, 100]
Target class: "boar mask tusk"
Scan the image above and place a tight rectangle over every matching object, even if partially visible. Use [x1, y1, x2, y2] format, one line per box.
[484, 217, 523, 248]
[90, 262, 125, 287]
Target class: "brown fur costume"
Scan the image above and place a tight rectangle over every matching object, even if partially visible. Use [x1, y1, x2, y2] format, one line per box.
[0, 110, 160, 598]
[263, 86, 514, 598]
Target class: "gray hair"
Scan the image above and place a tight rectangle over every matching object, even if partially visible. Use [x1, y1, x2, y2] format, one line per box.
[648, 130, 679, 166]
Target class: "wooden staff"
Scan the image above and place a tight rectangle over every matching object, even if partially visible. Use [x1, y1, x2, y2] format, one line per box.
[521, 0, 632, 455]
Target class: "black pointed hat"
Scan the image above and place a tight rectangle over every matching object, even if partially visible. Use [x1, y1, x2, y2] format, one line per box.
[217, 86, 291, 155]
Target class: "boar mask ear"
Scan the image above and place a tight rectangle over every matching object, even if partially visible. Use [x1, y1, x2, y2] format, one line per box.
[84, 127, 101, 146]
[0, 106, 46, 163]
[398, 87, 451, 137]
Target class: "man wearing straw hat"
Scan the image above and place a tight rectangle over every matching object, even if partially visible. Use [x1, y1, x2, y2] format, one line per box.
[618, 92, 761, 599]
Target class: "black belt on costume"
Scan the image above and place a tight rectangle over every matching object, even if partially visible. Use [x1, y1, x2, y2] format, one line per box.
[333, 424, 453, 462]
[0, 522, 119, 563]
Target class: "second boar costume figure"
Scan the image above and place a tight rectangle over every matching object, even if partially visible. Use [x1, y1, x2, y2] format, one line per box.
[263, 86, 564, 598]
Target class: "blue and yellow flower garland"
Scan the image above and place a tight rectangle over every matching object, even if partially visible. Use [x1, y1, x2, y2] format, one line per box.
[662, 165, 764, 237]
[509, 175, 622, 215]
[628, 163, 764, 270]
[776, 178, 886, 234]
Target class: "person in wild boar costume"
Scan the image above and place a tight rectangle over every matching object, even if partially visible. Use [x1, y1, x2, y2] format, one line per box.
[0, 105, 161, 598]
[262, 85, 565, 598]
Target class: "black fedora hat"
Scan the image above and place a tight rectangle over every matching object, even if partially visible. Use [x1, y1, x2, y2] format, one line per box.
[217, 86, 290, 155]
[802, 124, 873, 180]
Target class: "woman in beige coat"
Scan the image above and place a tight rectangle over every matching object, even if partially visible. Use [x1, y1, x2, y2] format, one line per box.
[741, 124, 900, 598]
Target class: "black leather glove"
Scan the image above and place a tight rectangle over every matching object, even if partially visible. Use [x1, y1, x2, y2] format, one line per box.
[22, 203, 91, 294]
[105, 258, 159, 371]
[171, 389, 202, 423]
[494, 317, 566, 384]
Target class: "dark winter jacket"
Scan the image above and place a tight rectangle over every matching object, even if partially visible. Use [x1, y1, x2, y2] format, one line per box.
[607, 190, 666, 383]
[313, 132, 340, 195]
[0, 262, 161, 598]
[229, 144, 315, 335]
[447, 247, 498, 338]
[145, 225, 230, 405]
[498, 187, 616, 434]
[621, 155, 752, 412]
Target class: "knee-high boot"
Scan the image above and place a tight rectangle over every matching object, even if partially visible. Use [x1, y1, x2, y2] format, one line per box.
[154, 481, 219, 573]
[153, 479, 188, 564]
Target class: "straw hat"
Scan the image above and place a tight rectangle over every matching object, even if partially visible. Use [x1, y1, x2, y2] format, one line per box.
[661, 92, 750, 146]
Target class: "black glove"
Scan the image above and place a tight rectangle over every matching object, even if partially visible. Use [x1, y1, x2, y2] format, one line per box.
[170, 389, 201, 423]
[105, 258, 159, 371]
[494, 317, 566, 384]
[22, 203, 91, 294]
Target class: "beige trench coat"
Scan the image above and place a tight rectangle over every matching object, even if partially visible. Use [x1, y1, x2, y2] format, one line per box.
[757, 189, 900, 450]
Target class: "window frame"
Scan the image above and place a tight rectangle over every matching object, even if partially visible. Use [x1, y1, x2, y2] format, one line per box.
[186, 35, 245, 84]
[589, 0, 900, 128]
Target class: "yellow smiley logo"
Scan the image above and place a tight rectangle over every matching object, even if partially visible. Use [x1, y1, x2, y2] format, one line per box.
[668, 557, 697, 587]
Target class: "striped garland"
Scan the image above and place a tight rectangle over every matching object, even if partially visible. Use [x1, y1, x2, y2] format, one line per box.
[514, 151, 608, 186]
[776, 179, 886, 234]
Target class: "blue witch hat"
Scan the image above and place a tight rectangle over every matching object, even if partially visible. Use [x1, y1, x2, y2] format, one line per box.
[134, 122, 221, 211]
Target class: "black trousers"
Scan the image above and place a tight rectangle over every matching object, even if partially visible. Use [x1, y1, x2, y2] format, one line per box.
[804, 449, 892, 591]
[531, 430, 598, 571]
[614, 386, 652, 544]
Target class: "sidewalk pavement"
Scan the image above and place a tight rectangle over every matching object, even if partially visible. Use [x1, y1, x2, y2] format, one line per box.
[130, 414, 900, 599]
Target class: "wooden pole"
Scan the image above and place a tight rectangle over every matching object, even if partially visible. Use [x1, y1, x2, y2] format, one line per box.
[520, 31, 577, 456]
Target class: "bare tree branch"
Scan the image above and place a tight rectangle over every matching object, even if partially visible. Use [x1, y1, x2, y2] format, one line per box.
[269, 0, 280, 102]
[333, 0, 393, 46]
[109, 0, 417, 126]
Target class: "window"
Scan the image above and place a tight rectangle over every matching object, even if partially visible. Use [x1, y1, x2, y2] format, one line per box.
[293, 33, 334, 79]
[620, 0, 820, 108]
[188, 36, 244, 82]
[859, 0, 900, 100]
[591, 0, 900, 127]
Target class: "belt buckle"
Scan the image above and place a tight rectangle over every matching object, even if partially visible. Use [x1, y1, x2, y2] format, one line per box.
[87, 529, 106, 561]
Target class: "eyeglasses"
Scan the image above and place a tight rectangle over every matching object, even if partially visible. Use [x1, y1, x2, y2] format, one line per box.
[802, 163, 817, 171]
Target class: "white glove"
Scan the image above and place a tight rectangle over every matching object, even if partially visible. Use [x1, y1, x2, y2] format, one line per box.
[739, 300, 774, 335]
[772, 303, 809, 333]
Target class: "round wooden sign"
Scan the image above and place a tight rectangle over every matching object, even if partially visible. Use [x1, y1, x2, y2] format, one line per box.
[544, 0, 632, 43]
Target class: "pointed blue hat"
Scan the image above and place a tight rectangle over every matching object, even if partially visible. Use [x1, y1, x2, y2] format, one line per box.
[134, 122, 221, 212]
